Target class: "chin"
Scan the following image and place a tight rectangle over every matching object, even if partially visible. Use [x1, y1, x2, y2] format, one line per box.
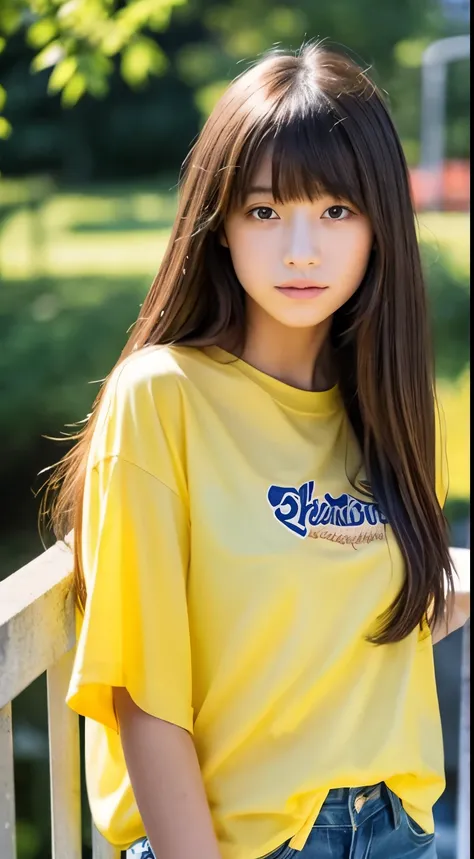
[273, 311, 333, 329]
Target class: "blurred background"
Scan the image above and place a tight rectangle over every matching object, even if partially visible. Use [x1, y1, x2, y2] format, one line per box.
[0, 0, 469, 857]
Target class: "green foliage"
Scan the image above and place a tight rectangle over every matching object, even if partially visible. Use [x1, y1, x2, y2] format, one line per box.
[0, 115, 12, 139]
[0, 0, 184, 111]
[394, 37, 435, 69]
[15, 820, 41, 859]
[0, 0, 469, 179]
[421, 243, 470, 379]
[0, 273, 148, 455]
[121, 36, 167, 87]
[0, 83, 12, 139]
[178, 0, 450, 124]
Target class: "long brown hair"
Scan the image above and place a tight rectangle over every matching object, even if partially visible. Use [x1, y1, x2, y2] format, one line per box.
[41, 41, 453, 644]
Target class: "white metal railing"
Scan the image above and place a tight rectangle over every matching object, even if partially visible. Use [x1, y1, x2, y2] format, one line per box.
[0, 542, 470, 859]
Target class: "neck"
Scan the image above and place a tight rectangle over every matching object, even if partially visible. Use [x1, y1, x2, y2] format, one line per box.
[233, 300, 337, 392]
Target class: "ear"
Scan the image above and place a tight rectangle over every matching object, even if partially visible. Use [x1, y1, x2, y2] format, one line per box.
[219, 227, 229, 248]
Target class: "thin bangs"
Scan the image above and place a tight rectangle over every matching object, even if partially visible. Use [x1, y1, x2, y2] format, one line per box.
[230, 102, 367, 213]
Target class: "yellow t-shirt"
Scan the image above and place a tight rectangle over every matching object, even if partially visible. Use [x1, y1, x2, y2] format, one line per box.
[66, 344, 448, 858]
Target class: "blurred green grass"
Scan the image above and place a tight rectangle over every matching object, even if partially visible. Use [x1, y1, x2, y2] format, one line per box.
[0, 181, 176, 279]
[417, 212, 470, 279]
[0, 186, 469, 502]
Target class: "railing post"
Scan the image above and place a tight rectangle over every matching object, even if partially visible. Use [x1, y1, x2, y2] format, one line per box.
[456, 620, 470, 859]
[0, 702, 16, 859]
[92, 823, 122, 859]
[47, 649, 82, 859]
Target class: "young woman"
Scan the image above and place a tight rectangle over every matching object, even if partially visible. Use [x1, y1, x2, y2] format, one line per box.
[45, 42, 468, 859]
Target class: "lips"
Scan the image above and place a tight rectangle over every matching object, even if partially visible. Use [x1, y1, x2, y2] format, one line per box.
[275, 280, 329, 299]
[276, 279, 327, 290]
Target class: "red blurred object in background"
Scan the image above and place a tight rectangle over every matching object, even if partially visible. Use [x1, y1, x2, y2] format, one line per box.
[409, 160, 470, 211]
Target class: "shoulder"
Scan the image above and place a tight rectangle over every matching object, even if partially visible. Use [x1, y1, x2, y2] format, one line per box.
[101, 344, 212, 414]
[89, 346, 204, 482]
[104, 343, 225, 415]
[108, 344, 199, 394]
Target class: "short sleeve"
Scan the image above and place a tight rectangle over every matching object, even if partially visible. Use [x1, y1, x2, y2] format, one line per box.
[66, 455, 193, 734]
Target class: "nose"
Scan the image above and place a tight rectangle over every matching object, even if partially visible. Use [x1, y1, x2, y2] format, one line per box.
[283, 215, 321, 269]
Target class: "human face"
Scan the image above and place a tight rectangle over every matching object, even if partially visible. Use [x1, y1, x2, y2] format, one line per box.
[223, 156, 374, 330]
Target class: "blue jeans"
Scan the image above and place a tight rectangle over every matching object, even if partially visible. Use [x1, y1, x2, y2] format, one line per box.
[125, 781, 437, 858]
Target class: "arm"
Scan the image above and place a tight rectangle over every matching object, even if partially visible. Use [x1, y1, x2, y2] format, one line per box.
[113, 687, 222, 859]
[431, 549, 470, 645]
[431, 591, 470, 645]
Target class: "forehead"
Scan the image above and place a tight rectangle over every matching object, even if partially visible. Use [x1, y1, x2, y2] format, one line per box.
[228, 106, 365, 211]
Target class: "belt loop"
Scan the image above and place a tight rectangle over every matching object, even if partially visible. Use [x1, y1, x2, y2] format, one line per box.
[384, 784, 402, 831]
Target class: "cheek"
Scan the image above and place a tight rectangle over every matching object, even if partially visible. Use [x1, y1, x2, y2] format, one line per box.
[332, 226, 373, 284]
[226, 223, 270, 281]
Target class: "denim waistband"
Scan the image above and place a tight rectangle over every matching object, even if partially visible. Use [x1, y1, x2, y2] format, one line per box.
[314, 782, 401, 830]
[123, 783, 403, 857]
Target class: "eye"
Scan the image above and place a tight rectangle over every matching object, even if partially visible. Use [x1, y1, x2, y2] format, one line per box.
[322, 205, 354, 220]
[249, 206, 279, 221]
